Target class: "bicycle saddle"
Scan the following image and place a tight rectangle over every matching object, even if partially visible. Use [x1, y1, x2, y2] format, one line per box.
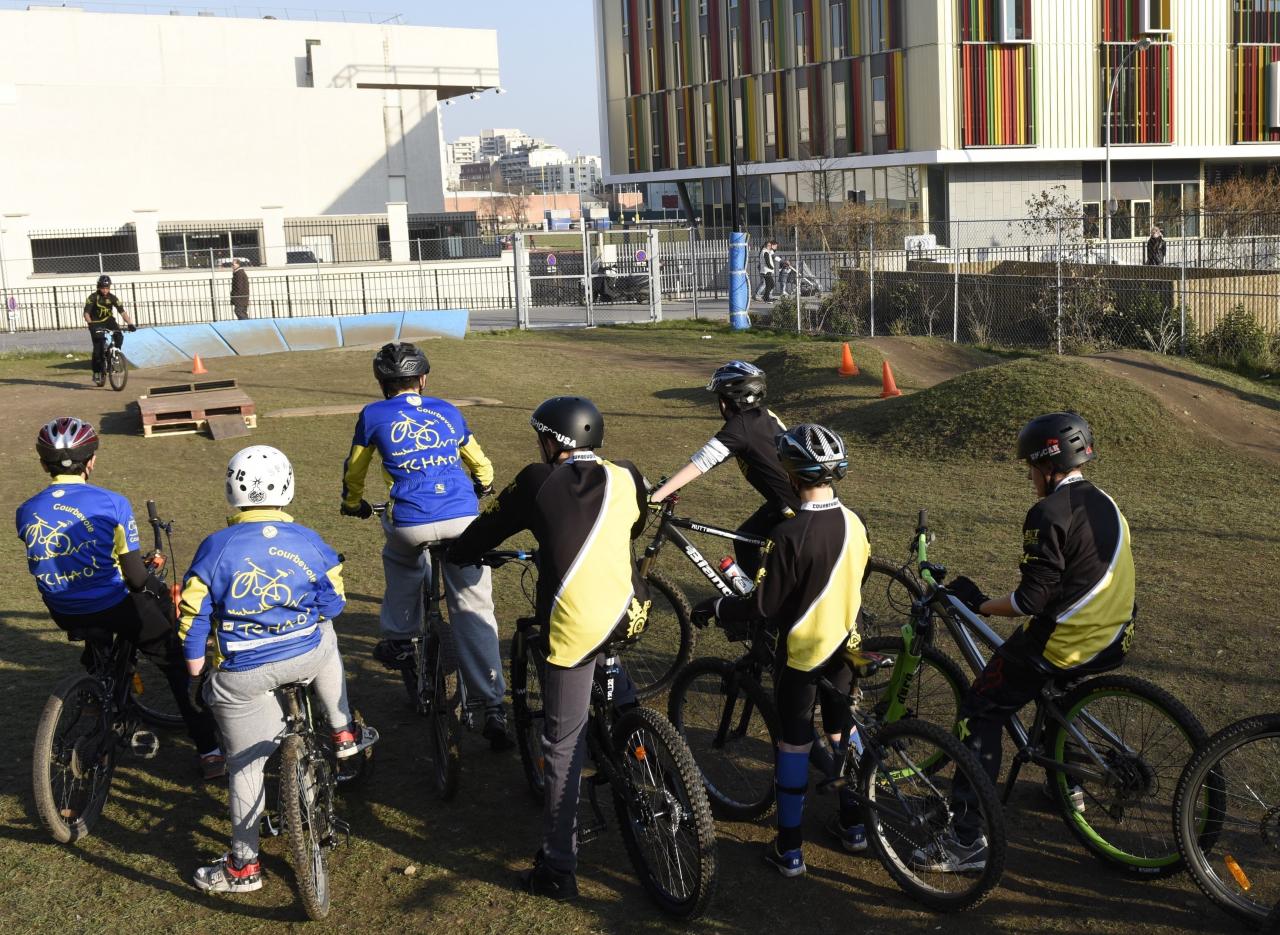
[1026, 652, 1122, 682]
[841, 649, 892, 679]
[65, 627, 112, 646]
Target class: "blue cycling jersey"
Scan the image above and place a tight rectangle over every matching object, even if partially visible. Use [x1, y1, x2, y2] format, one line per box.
[16, 476, 140, 614]
[341, 392, 495, 527]
[178, 510, 345, 672]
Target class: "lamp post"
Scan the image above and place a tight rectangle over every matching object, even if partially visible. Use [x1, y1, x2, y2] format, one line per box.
[1104, 36, 1153, 262]
[722, 0, 740, 233]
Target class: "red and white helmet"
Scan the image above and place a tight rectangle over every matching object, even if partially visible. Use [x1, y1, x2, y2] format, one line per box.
[225, 445, 294, 508]
[36, 416, 99, 469]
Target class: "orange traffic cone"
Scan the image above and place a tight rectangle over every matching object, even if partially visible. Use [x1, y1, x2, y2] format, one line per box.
[879, 360, 902, 398]
[191, 353, 208, 375]
[838, 342, 859, 377]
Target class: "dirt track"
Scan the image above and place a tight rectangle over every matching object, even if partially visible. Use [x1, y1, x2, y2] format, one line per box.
[862, 337, 1002, 389]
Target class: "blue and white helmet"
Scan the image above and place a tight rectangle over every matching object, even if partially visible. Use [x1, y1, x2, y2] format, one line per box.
[226, 445, 295, 508]
[706, 360, 765, 406]
[776, 424, 848, 486]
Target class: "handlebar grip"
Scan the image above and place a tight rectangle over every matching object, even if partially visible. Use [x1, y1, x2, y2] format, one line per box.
[147, 500, 160, 524]
[917, 509, 927, 533]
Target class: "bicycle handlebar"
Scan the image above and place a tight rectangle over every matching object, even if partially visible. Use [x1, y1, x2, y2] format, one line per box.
[481, 550, 534, 567]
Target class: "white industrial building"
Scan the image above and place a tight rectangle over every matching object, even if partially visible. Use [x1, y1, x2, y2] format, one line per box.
[0, 6, 499, 275]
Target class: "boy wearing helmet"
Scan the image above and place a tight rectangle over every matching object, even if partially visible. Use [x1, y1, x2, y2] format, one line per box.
[182, 446, 376, 894]
[16, 417, 221, 777]
[650, 360, 797, 576]
[691, 423, 870, 877]
[448, 397, 650, 901]
[922, 412, 1135, 873]
[83, 275, 136, 387]
[339, 341, 509, 747]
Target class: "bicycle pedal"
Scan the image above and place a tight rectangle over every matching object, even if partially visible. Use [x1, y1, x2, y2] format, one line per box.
[578, 819, 607, 845]
[129, 730, 160, 759]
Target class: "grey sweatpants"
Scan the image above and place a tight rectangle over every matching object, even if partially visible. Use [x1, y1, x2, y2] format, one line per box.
[380, 512, 505, 709]
[204, 624, 351, 863]
[541, 653, 636, 874]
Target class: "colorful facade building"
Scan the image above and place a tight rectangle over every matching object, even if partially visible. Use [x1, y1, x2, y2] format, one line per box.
[593, 1, 1280, 243]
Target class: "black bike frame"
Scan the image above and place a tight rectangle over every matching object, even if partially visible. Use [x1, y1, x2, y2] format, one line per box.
[642, 511, 766, 599]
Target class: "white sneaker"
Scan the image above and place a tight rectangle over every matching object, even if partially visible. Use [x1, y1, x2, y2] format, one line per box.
[910, 832, 988, 873]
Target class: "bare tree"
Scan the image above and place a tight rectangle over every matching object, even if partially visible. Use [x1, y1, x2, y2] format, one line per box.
[802, 157, 844, 211]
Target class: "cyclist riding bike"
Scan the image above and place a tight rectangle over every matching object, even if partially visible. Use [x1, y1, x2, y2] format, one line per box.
[83, 275, 137, 387]
[927, 411, 1137, 873]
[650, 360, 798, 576]
[448, 396, 650, 902]
[340, 341, 509, 748]
[15, 417, 222, 778]
[691, 424, 871, 877]
[182, 445, 376, 895]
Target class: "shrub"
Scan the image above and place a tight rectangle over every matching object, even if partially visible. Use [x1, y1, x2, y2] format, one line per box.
[1195, 304, 1277, 376]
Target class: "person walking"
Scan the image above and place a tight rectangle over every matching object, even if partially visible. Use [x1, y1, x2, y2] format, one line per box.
[230, 259, 250, 320]
[757, 239, 777, 301]
[1144, 227, 1166, 266]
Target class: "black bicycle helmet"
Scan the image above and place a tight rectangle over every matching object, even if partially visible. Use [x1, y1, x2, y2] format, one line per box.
[373, 342, 430, 382]
[1016, 411, 1096, 471]
[96, 275, 112, 288]
[777, 423, 848, 486]
[530, 396, 604, 457]
[37, 416, 100, 469]
[706, 360, 766, 407]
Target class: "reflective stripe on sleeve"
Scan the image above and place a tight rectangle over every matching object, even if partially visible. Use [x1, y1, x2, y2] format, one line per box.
[690, 437, 731, 474]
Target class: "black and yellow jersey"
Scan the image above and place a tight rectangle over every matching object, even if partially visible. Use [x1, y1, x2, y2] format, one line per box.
[718, 499, 870, 672]
[84, 291, 124, 326]
[1012, 476, 1136, 670]
[690, 407, 801, 513]
[449, 453, 650, 668]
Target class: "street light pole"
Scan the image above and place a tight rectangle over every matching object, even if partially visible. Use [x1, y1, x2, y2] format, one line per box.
[722, 0, 740, 232]
[1104, 37, 1153, 262]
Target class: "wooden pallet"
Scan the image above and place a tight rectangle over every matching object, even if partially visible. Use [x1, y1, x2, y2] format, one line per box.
[138, 383, 256, 439]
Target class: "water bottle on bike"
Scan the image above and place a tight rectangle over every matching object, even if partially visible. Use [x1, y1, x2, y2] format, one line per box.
[718, 556, 754, 595]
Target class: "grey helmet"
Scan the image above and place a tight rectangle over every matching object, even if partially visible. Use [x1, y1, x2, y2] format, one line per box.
[777, 423, 848, 485]
[1016, 412, 1096, 471]
[706, 360, 766, 408]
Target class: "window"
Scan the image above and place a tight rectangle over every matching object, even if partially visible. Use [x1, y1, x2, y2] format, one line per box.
[1111, 201, 1133, 240]
[735, 94, 744, 147]
[1083, 203, 1101, 239]
[795, 12, 806, 67]
[701, 35, 710, 82]
[624, 52, 632, 94]
[730, 26, 740, 75]
[765, 90, 776, 145]
[1134, 200, 1151, 237]
[869, 0, 885, 52]
[674, 39, 683, 85]
[1140, 0, 1171, 35]
[705, 100, 715, 159]
[645, 0, 653, 28]
[995, 0, 1030, 43]
[648, 47, 656, 89]
[832, 3, 846, 59]
[700, 0, 708, 14]
[834, 82, 848, 140]
[621, 0, 629, 36]
[872, 76, 887, 135]
[798, 86, 810, 144]
[761, 19, 773, 71]
[672, 1, 679, 25]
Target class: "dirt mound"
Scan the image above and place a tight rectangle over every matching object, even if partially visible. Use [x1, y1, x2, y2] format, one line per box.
[1087, 351, 1280, 467]
[862, 336, 1002, 388]
[837, 356, 1179, 461]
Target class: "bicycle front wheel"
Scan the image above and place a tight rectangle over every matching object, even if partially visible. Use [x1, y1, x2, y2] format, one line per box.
[1176, 713, 1280, 926]
[856, 636, 967, 730]
[510, 628, 547, 799]
[667, 656, 779, 820]
[862, 718, 1007, 912]
[281, 733, 332, 920]
[108, 349, 128, 391]
[611, 706, 718, 919]
[630, 569, 694, 699]
[32, 673, 117, 844]
[858, 557, 922, 641]
[423, 623, 461, 801]
[1049, 674, 1207, 878]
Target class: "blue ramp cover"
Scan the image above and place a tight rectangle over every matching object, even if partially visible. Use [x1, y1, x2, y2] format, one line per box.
[121, 329, 188, 369]
[338, 312, 403, 347]
[397, 309, 469, 341]
[276, 316, 342, 351]
[153, 324, 235, 360]
[211, 319, 289, 356]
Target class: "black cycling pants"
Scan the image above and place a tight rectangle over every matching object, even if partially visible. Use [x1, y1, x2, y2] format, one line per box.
[774, 651, 855, 747]
[88, 325, 122, 375]
[49, 589, 219, 754]
[734, 503, 786, 579]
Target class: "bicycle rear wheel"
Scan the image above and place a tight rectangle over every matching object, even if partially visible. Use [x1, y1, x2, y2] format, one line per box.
[423, 621, 461, 801]
[667, 656, 778, 820]
[630, 569, 694, 699]
[858, 557, 922, 642]
[510, 627, 548, 799]
[32, 673, 117, 844]
[1048, 674, 1207, 878]
[856, 636, 967, 730]
[108, 348, 128, 391]
[280, 733, 332, 920]
[1175, 713, 1280, 927]
[862, 718, 1006, 912]
[611, 706, 718, 919]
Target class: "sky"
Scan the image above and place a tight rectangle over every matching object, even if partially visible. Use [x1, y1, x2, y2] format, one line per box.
[275, 0, 601, 155]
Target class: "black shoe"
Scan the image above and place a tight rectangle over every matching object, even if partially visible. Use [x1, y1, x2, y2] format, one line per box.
[92, 372, 105, 387]
[483, 707, 512, 752]
[373, 639, 414, 670]
[518, 852, 578, 902]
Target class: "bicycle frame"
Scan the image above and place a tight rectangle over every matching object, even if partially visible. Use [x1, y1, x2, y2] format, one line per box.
[641, 500, 765, 598]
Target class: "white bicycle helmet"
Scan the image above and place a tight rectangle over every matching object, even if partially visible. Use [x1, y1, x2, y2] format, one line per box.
[225, 445, 295, 508]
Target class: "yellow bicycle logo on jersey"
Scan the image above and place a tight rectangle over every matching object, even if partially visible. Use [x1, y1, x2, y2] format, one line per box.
[389, 412, 444, 449]
[22, 513, 78, 560]
[230, 559, 294, 611]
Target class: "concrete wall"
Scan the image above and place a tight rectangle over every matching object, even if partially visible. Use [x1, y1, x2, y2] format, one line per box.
[946, 162, 1083, 246]
[0, 8, 498, 229]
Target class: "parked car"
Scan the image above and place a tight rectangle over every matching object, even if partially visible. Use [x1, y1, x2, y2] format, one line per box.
[286, 248, 321, 264]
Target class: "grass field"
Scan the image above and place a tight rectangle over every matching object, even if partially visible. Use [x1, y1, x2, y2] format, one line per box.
[1, 323, 1277, 934]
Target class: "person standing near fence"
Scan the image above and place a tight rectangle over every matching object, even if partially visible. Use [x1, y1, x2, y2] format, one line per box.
[757, 239, 777, 301]
[230, 259, 250, 320]
[1145, 227, 1166, 266]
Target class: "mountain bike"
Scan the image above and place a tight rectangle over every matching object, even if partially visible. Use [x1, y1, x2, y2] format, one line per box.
[667, 614, 1005, 910]
[92, 327, 128, 391]
[492, 551, 718, 919]
[31, 500, 184, 843]
[1175, 713, 1280, 928]
[876, 510, 1213, 878]
[271, 679, 377, 920]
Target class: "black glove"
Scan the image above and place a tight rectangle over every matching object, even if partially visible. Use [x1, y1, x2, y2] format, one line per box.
[340, 500, 373, 519]
[473, 481, 494, 499]
[691, 597, 720, 630]
[187, 669, 208, 714]
[948, 576, 991, 615]
[126, 323, 137, 333]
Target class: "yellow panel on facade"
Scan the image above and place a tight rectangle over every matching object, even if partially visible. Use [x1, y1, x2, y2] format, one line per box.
[1033, 0, 1097, 149]
[1173, 0, 1230, 147]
